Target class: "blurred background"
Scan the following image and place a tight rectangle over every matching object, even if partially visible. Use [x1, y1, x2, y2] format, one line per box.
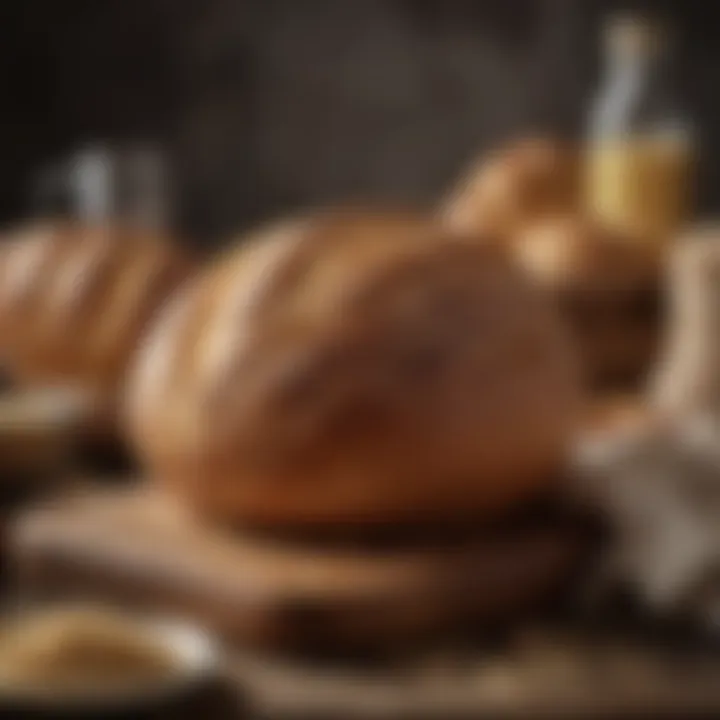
[0, 0, 716, 247]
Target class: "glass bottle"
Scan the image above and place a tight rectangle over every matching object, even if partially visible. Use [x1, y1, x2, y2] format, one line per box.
[67, 143, 171, 232]
[69, 145, 115, 224]
[584, 14, 694, 245]
[121, 144, 171, 234]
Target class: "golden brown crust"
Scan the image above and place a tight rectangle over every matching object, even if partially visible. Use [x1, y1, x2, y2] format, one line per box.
[127, 209, 581, 528]
[441, 138, 579, 239]
[0, 221, 195, 410]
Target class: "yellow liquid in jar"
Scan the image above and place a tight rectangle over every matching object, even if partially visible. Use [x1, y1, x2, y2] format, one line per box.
[585, 135, 693, 244]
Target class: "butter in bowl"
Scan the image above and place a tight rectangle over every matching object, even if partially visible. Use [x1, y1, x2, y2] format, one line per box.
[0, 604, 223, 719]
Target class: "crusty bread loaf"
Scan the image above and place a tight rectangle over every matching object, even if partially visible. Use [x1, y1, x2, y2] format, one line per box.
[514, 215, 662, 390]
[441, 138, 579, 238]
[127, 209, 581, 528]
[0, 222, 194, 412]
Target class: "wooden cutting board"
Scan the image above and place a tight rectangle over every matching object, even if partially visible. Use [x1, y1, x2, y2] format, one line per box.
[8, 486, 585, 656]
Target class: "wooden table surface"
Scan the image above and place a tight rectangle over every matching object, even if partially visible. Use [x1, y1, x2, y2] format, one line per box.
[228, 634, 720, 719]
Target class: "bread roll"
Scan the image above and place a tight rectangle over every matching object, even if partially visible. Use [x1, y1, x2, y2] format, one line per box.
[514, 215, 662, 390]
[0, 222, 194, 412]
[442, 138, 579, 238]
[127, 209, 580, 528]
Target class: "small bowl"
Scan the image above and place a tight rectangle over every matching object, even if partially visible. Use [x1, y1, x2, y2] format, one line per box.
[0, 609, 224, 719]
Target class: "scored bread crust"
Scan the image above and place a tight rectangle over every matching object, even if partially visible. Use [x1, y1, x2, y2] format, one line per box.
[127, 210, 581, 528]
[0, 222, 195, 411]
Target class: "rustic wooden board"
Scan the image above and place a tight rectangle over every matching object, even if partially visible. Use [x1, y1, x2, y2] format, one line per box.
[8, 486, 584, 656]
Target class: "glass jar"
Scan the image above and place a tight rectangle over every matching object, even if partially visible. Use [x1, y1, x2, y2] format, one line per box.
[584, 14, 694, 245]
[67, 143, 170, 232]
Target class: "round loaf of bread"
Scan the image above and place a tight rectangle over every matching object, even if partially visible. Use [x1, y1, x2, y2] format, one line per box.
[127, 210, 581, 528]
[513, 215, 662, 389]
[442, 138, 579, 238]
[0, 222, 194, 410]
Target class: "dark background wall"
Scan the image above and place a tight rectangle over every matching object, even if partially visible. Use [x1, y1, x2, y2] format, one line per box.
[0, 0, 717, 247]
